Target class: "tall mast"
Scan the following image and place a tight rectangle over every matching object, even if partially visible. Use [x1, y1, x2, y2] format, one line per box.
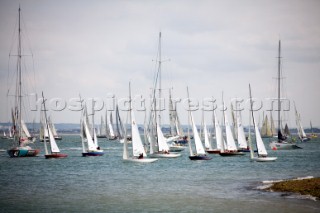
[277, 40, 281, 134]
[158, 32, 162, 126]
[92, 99, 95, 140]
[18, 7, 22, 144]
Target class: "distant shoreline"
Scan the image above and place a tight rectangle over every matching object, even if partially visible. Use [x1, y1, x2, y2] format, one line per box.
[266, 177, 320, 200]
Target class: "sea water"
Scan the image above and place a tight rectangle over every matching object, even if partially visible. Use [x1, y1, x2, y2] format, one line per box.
[0, 136, 320, 213]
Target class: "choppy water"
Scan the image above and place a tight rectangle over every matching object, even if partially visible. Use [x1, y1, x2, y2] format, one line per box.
[1, 136, 320, 213]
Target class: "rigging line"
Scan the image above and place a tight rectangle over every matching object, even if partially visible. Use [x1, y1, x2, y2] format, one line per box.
[21, 13, 38, 94]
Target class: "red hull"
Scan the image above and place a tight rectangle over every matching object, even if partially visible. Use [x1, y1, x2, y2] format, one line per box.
[206, 149, 220, 154]
[45, 153, 68, 159]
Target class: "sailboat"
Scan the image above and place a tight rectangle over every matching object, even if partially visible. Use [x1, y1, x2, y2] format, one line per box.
[106, 111, 116, 140]
[260, 114, 273, 138]
[167, 89, 187, 152]
[97, 116, 107, 138]
[7, 7, 40, 157]
[41, 92, 67, 159]
[309, 121, 317, 139]
[48, 116, 62, 140]
[219, 99, 245, 156]
[294, 103, 310, 142]
[1, 128, 12, 139]
[269, 40, 301, 150]
[186, 88, 211, 160]
[149, 124, 181, 158]
[123, 82, 158, 163]
[248, 85, 277, 162]
[80, 101, 104, 157]
[237, 112, 251, 152]
[206, 109, 223, 154]
[145, 32, 182, 158]
[39, 107, 49, 142]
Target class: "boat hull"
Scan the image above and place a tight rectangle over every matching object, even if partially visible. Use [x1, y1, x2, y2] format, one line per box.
[238, 148, 258, 153]
[82, 150, 104, 157]
[7, 147, 40, 157]
[206, 149, 220, 154]
[123, 158, 158, 163]
[251, 157, 277, 162]
[45, 153, 68, 159]
[189, 155, 212, 160]
[149, 153, 181, 158]
[169, 146, 186, 152]
[219, 151, 245, 157]
[270, 141, 302, 150]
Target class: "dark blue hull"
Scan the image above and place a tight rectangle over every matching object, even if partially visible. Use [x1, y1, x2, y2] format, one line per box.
[189, 155, 212, 160]
[82, 152, 104, 157]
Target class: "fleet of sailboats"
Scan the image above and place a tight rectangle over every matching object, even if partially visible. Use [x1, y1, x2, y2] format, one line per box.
[2, 8, 316, 162]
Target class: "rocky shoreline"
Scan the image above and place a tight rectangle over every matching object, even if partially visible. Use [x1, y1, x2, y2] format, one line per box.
[266, 177, 320, 200]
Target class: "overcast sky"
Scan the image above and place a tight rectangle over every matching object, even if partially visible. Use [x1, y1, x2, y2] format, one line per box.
[0, 0, 319, 128]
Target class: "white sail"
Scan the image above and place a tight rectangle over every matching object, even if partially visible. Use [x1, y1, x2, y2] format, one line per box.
[190, 113, 206, 155]
[131, 110, 147, 157]
[168, 91, 177, 136]
[214, 110, 224, 151]
[224, 110, 238, 151]
[254, 124, 268, 156]
[48, 124, 60, 153]
[80, 117, 86, 153]
[49, 116, 58, 137]
[237, 114, 248, 149]
[203, 122, 212, 150]
[42, 119, 49, 155]
[21, 120, 31, 138]
[122, 131, 129, 159]
[108, 112, 115, 137]
[83, 118, 97, 151]
[156, 124, 169, 152]
[93, 128, 99, 147]
[100, 116, 106, 136]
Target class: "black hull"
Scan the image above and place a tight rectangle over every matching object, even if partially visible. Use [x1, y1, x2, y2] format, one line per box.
[189, 155, 212, 160]
[219, 152, 245, 157]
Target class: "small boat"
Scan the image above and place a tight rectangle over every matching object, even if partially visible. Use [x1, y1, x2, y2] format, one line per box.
[123, 82, 158, 163]
[97, 116, 107, 138]
[206, 109, 222, 154]
[1, 131, 9, 139]
[309, 121, 318, 139]
[187, 87, 211, 160]
[248, 84, 277, 162]
[294, 103, 310, 142]
[48, 116, 62, 140]
[41, 92, 67, 159]
[80, 100, 104, 157]
[149, 124, 181, 158]
[219, 100, 245, 156]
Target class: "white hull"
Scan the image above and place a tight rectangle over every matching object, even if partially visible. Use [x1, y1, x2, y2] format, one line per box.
[270, 141, 300, 150]
[149, 153, 181, 158]
[123, 158, 158, 163]
[251, 156, 277, 162]
[169, 146, 186, 152]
